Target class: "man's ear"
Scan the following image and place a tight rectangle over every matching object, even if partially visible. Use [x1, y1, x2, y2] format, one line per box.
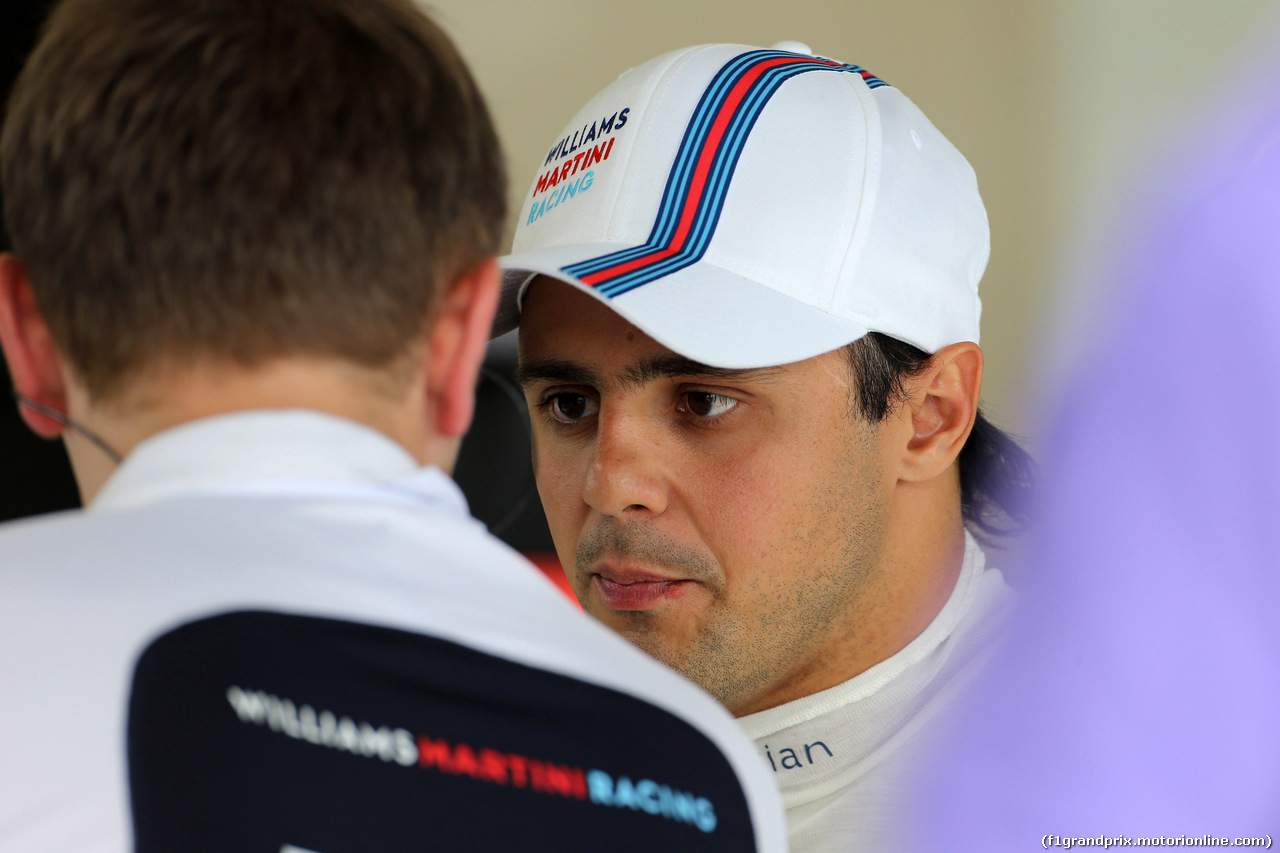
[896, 341, 983, 483]
[426, 256, 500, 438]
[0, 253, 70, 438]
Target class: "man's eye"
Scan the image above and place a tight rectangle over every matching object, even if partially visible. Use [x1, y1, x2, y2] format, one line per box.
[547, 392, 598, 423]
[680, 392, 738, 418]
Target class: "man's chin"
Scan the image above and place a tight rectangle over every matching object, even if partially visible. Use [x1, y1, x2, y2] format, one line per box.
[618, 628, 689, 673]
[592, 614, 695, 675]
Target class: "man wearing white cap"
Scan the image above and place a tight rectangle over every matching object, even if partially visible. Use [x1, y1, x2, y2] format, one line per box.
[499, 42, 1033, 851]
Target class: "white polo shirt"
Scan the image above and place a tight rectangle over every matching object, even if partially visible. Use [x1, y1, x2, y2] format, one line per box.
[737, 532, 1011, 853]
[0, 410, 787, 853]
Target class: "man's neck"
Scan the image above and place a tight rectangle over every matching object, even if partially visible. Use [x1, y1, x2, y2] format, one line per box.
[64, 355, 448, 504]
[875, 474, 969, 660]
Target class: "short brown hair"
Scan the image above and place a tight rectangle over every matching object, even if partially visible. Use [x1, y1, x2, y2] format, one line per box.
[1, 0, 506, 400]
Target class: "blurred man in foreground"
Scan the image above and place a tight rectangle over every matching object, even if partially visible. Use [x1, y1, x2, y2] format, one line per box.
[914, 61, 1280, 848]
[0, 3, 786, 850]
[498, 42, 1033, 851]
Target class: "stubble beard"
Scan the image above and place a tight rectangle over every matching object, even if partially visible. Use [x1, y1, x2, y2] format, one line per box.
[574, 518, 733, 690]
[573, 485, 887, 717]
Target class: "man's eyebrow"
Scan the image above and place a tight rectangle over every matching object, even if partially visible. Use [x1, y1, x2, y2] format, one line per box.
[515, 358, 602, 388]
[622, 354, 784, 387]
[516, 353, 784, 390]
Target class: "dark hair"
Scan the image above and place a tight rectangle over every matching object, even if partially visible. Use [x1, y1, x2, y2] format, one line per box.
[846, 332, 1035, 542]
[1, 0, 506, 401]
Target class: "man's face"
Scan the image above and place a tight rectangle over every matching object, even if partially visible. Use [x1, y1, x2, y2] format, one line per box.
[517, 277, 899, 716]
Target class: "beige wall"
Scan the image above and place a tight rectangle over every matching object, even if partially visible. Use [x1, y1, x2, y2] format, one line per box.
[428, 0, 1280, 432]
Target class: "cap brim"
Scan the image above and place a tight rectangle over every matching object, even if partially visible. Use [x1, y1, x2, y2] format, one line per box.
[496, 242, 872, 370]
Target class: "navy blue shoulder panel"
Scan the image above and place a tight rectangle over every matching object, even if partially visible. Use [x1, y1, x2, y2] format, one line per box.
[128, 610, 758, 852]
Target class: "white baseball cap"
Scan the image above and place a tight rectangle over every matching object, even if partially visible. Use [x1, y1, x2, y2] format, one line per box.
[496, 42, 988, 368]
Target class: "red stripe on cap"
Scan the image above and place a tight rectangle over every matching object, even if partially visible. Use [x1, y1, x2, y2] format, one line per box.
[579, 55, 821, 287]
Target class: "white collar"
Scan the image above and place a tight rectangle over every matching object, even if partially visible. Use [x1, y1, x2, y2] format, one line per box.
[736, 532, 1010, 807]
[92, 409, 468, 519]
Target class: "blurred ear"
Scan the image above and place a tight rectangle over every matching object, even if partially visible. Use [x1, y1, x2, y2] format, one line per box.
[896, 342, 983, 483]
[0, 253, 69, 438]
[426, 256, 500, 439]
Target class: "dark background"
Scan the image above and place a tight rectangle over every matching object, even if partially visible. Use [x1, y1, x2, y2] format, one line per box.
[0, 0, 78, 522]
[0, 0, 553, 555]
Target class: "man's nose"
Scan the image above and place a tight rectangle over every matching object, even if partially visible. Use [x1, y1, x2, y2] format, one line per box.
[582, 409, 670, 519]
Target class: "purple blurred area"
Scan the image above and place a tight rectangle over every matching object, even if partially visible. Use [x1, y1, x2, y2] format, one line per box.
[915, 68, 1280, 842]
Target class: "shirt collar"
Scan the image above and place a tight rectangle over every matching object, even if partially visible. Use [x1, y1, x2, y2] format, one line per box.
[92, 409, 466, 517]
[739, 532, 989, 736]
[735, 532, 1010, 807]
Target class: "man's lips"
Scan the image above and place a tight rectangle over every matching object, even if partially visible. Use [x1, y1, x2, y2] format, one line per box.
[590, 566, 692, 610]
